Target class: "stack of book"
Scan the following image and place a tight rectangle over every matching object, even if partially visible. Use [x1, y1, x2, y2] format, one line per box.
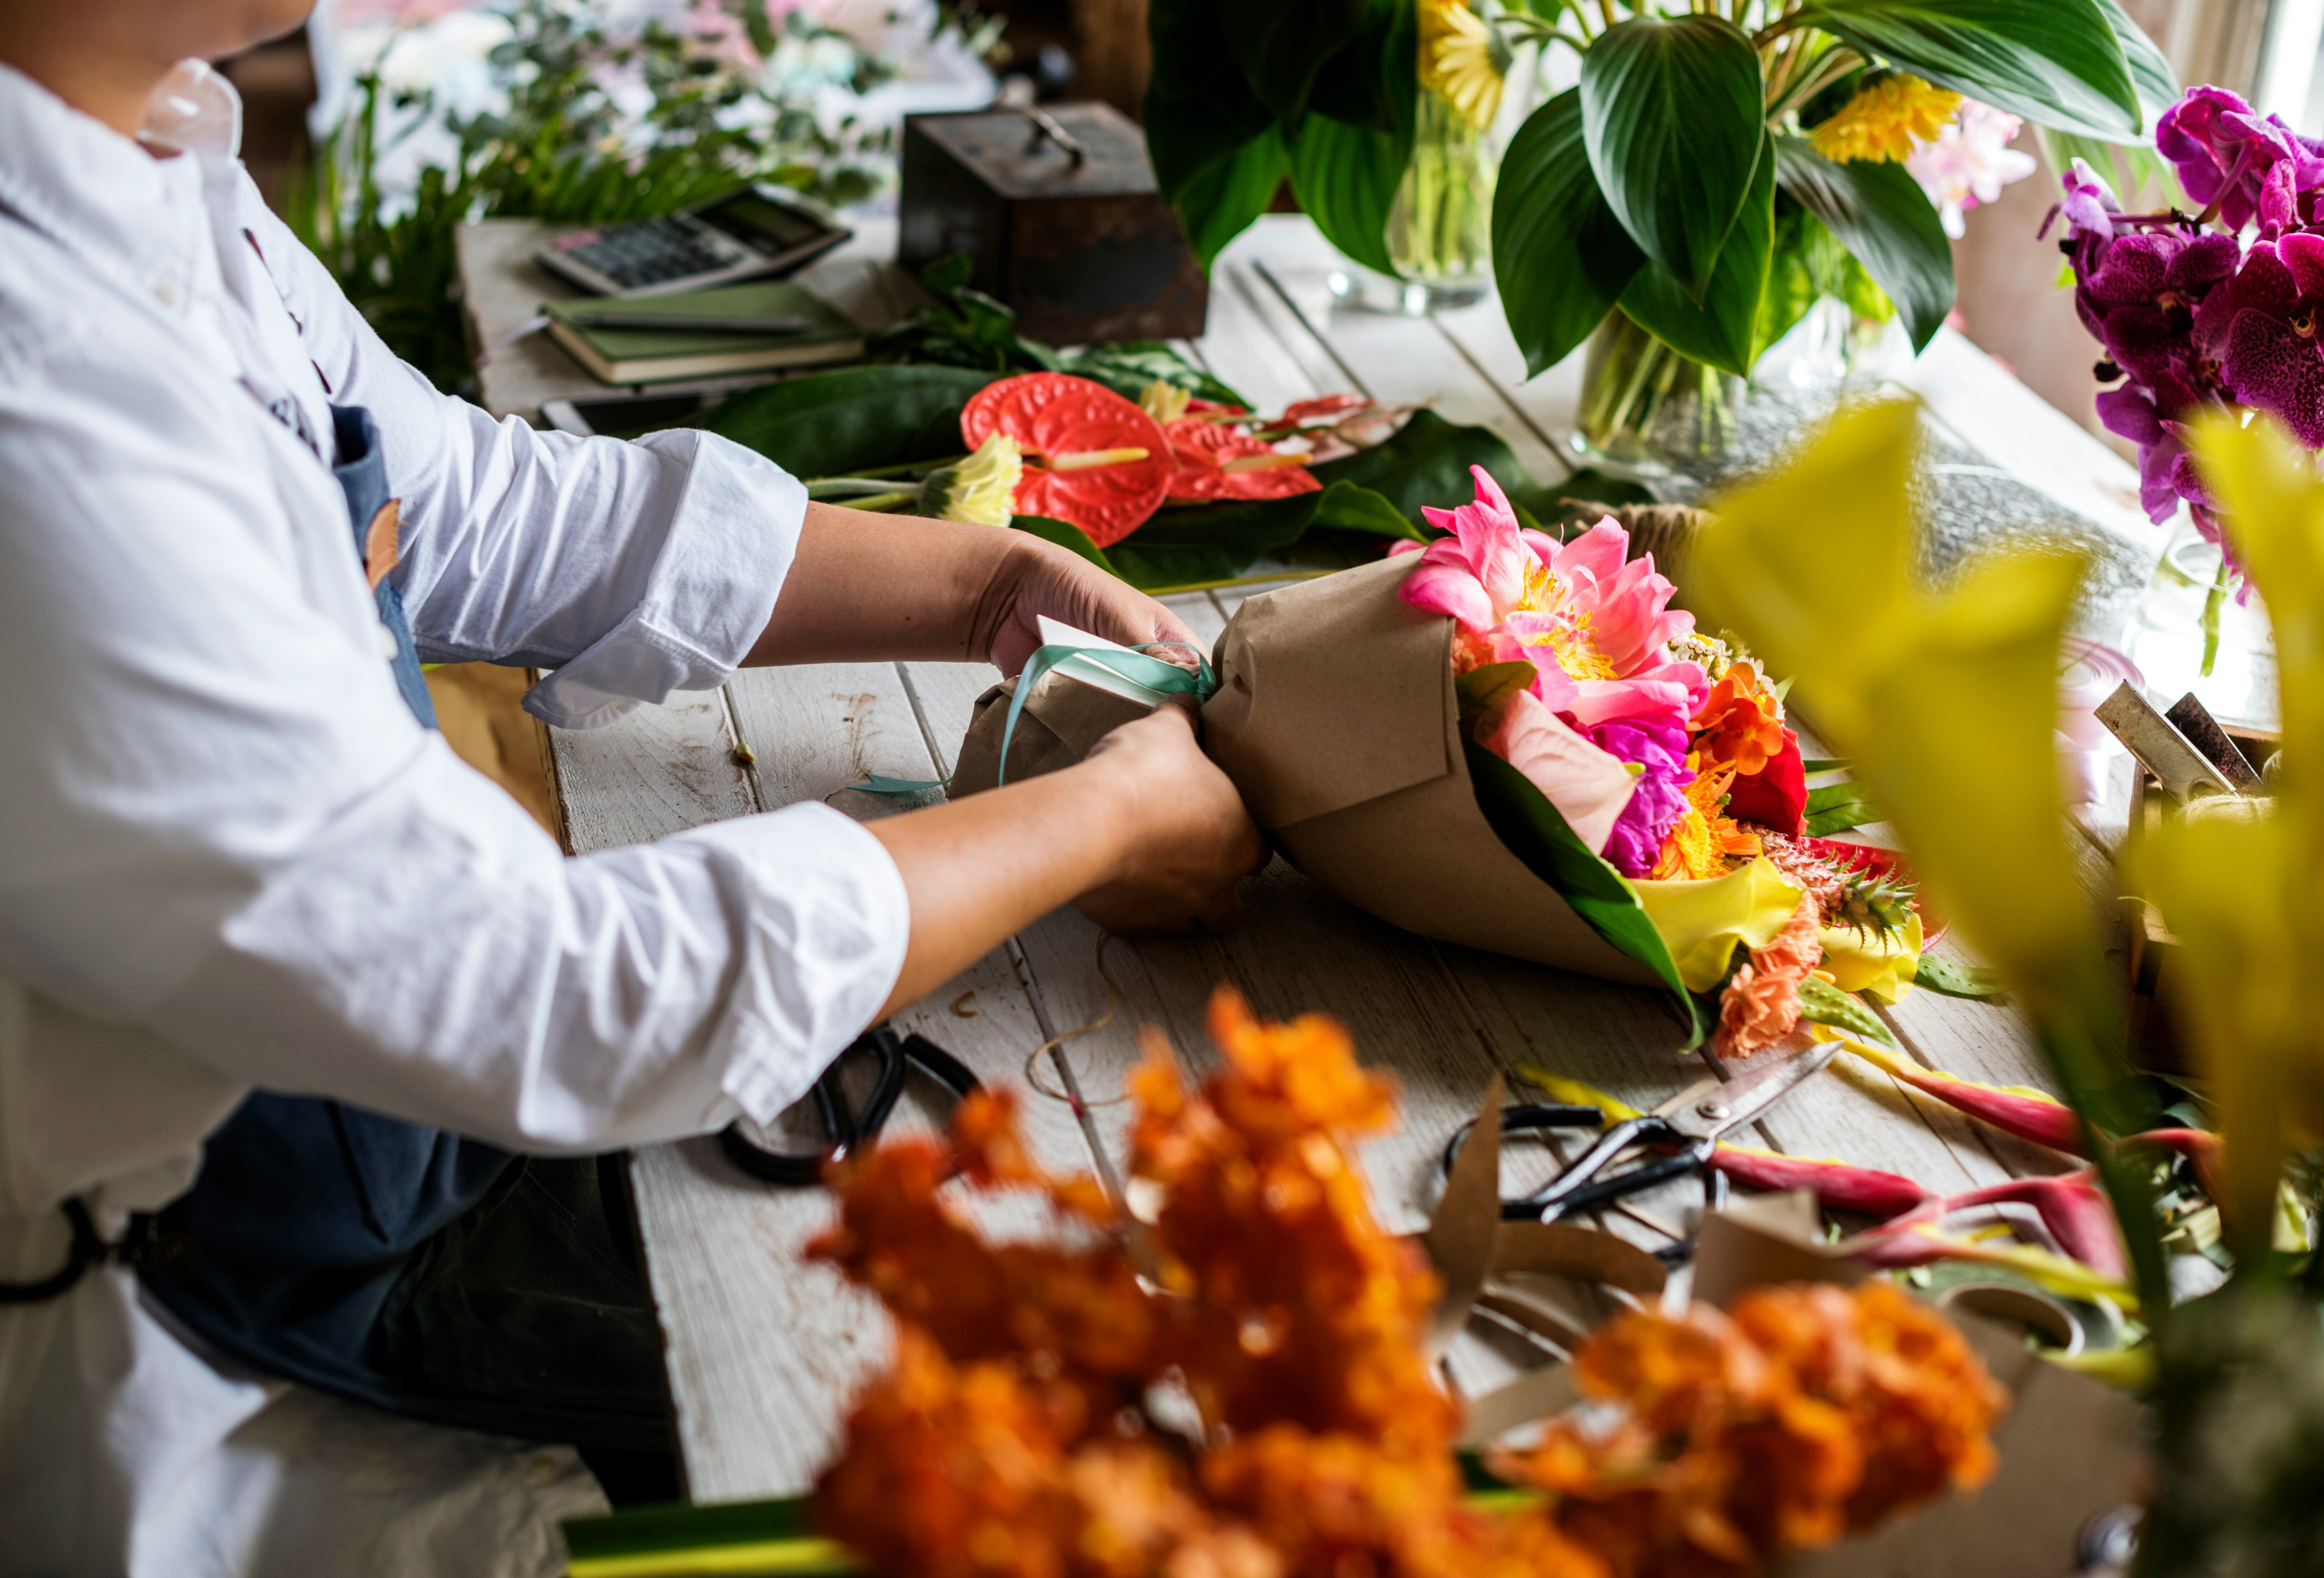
[544, 280, 865, 385]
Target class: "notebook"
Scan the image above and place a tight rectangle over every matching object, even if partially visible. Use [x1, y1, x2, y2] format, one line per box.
[544, 280, 865, 384]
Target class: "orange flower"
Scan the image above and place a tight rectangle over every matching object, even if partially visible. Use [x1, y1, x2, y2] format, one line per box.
[1651, 757, 1764, 880]
[1491, 1284, 2005, 1578]
[1712, 895, 1823, 1058]
[1690, 662, 1786, 777]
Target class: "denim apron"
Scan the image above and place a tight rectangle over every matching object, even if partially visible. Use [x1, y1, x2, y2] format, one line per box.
[132, 409, 672, 1466]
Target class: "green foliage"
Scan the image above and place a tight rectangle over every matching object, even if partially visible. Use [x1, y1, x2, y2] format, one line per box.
[693, 364, 998, 478]
[1771, 137, 1950, 351]
[868, 256, 1244, 402]
[1794, 0, 2144, 141]
[1911, 955, 2007, 998]
[1491, 88, 1645, 379]
[1466, 741, 1706, 1048]
[285, 0, 891, 391]
[1145, 0, 1414, 269]
[1580, 15, 1767, 303]
[1617, 130, 1775, 378]
[1803, 779, 1881, 836]
[1796, 974, 1900, 1045]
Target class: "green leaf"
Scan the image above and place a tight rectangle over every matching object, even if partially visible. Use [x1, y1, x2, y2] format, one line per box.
[1456, 661, 1537, 722]
[1801, 757, 1849, 773]
[1913, 955, 2011, 999]
[1773, 137, 1953, 352]
[1291, 114, 1410, 279]
[694, 365, 995, 478]
[1795, 0, 2141, 141]
[1305, 0, 1414, 137]
[1796, 976, 1899, 1047]
[1013, 515, 1119, 573]
[1803, 780, 1881, 836]
[1146, 0, 1280, 261]
[1467, 742, 1706, 1048]
[1619, 130, 1775, 377]
[1227, 0, 1371, 123]
[1580, 15, 1765, 303]
[1172, 129, 1292, 269]
[2094, 0, 2177, 128]
[1311, 407, 1523, 527]
[1492, 88, 1648, 379]
[1311, 480, 1424, 538]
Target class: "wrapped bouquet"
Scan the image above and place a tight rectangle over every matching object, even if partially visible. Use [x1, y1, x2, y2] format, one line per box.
[1198, 467, 1932, 1053]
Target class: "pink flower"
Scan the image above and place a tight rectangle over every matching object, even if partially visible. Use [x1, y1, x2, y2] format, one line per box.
[1476, 690, 1637, 856]
[1397, 468, 1707, 729]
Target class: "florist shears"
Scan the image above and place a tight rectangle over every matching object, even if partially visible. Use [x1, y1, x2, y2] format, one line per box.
[720, 1025, 981, 1187]
[1443, 1039, 1843, 1223]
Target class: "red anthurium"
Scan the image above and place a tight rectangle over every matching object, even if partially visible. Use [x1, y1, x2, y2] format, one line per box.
[961, 373, 1172, 547]
[1727, 727, 1807, 835]
[1163, 415, 1323, 504]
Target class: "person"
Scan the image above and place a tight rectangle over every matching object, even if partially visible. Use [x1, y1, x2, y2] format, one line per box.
[0, 3, 1264, 1574]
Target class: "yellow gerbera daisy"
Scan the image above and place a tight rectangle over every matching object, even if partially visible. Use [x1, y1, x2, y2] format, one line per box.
[1418, 0, 1504, 132]
[1809, 73, 1961, 163]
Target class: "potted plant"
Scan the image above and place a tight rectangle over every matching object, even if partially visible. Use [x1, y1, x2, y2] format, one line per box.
[1146, 0, 2177, 467]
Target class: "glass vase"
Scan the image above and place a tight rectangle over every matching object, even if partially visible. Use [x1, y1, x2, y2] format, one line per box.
[1570, 310, 1744, 475]
[1384, 90, 1496, 311]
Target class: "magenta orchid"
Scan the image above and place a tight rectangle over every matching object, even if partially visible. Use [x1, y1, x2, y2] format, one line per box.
[2155, 86, 2324, 238]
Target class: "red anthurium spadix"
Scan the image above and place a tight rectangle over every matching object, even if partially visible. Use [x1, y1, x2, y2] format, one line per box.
[961, 373, 1172, 547]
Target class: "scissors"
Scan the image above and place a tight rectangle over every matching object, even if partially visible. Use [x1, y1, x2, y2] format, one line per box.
[1443, 1039, 1843, 1223]
[720, 1025, 981, 1186]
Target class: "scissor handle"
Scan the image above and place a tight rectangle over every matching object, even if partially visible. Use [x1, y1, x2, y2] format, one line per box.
[1439, 1103, 1610, 1187]
[1519, 1117, 1716, 1223]
[719, 1028, 984, 1187]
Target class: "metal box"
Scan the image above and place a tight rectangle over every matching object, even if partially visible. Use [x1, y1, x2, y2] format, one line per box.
[898, 103, 1209, 345]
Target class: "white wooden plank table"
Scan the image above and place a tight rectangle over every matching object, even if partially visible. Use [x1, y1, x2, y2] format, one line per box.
[524, 214, 2154, 1503]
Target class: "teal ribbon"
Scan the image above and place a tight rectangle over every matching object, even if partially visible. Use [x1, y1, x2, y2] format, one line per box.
[995, 643, 1218, 787]
[854, 773, 951, 797]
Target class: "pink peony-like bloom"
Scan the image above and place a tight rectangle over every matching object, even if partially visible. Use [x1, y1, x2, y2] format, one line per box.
[1397, 467, 1707, 729]
[1475, 690, 1637, 855]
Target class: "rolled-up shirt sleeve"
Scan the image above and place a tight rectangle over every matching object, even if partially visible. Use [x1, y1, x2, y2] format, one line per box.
[243, 199, 801, 729]
[0, 311, 903, 1153]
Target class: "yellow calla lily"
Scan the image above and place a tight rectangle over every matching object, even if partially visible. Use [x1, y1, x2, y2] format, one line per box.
[1631, 856, 1805, 994]
[2137, 415, 2324, 1246]
[1815, 910, 1923, 1003]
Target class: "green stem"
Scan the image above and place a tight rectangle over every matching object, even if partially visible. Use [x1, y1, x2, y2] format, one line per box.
[807, 478, 927, 496]
[814, 454, 963, 482]
[2199, 556, 2230, 679]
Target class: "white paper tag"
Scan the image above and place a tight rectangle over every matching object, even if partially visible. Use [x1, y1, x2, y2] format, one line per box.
[1035, 617, 1176, 708]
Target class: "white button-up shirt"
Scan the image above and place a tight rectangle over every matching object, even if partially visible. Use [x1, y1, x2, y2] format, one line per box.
[0, 62, 910, 1577]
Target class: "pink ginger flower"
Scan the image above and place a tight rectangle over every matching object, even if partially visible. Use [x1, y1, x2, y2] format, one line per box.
[1396, 467, 1707, 728]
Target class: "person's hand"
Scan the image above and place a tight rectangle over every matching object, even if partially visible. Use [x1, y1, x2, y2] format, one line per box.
[973, 535, 1204, 677]
[1071, 699, 1265, 934]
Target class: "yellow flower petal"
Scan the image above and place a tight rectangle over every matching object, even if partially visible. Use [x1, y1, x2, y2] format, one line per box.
[1810, 74, 1961, 164]
[1632, 856, 1805, 994]
[1817, 910, 1923, 1003]
[1417, 0, 1504, 130]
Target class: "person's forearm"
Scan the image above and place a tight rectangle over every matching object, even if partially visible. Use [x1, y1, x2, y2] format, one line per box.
[866, 753, 1137, 1016]
[747, 504, 1022, 666]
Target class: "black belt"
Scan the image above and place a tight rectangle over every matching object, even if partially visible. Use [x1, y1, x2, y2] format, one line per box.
[0, 1201, 188, 1305]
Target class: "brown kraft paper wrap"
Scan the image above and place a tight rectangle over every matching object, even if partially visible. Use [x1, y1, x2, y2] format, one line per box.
[950, 667, 1156, 796]
[1202, 555, 1658, 985]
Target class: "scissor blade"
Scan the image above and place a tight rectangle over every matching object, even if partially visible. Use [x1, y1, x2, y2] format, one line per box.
[1652, 1037, 1845, 1140]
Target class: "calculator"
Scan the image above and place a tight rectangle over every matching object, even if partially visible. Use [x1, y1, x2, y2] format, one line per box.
[537, 184, 852, 297]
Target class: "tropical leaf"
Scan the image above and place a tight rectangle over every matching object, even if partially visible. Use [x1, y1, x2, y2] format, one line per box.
[2094, 0, 2178, 128]
[1467, 742, 1707, 1047]
[1773, 137, 1953, 352]
[1618, 130, 1775, 377]
[1492, 88, 1647, 379]
[1227, 0, 1372, 123]
[1794, 0, 2141, 141]
[1291, 115, 1409, 280]
[1013, 514, 1119, 573]
[694, 365, 995, 478]
[1580, 14, 1766, 302]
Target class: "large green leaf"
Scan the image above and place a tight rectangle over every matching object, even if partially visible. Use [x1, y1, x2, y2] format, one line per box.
[1773, 136, 1952, 352]
[1310, 408, 1523, 525]
[2094, 0, 2178, 129]
[1291, 115, 1409, 279]
[1618, 130, 1774, 378]
[1492, 88, 1647, 379]
[1305, 0, 1414, 137]
[1173, 129, 1292, 269]
[1013, 514, 1119, 573]
[1580, 14, 1765, 303]
[1227, 0, 1371, 124]
[1796, 0, 2141, 141]
[1146, 0, 1279, 262]
[1466, 743, 1706, 1047]
[694, 365, 995, 478]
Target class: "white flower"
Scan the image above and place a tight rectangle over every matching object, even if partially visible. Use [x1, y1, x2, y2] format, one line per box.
[1904, 99, 2039, 239]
